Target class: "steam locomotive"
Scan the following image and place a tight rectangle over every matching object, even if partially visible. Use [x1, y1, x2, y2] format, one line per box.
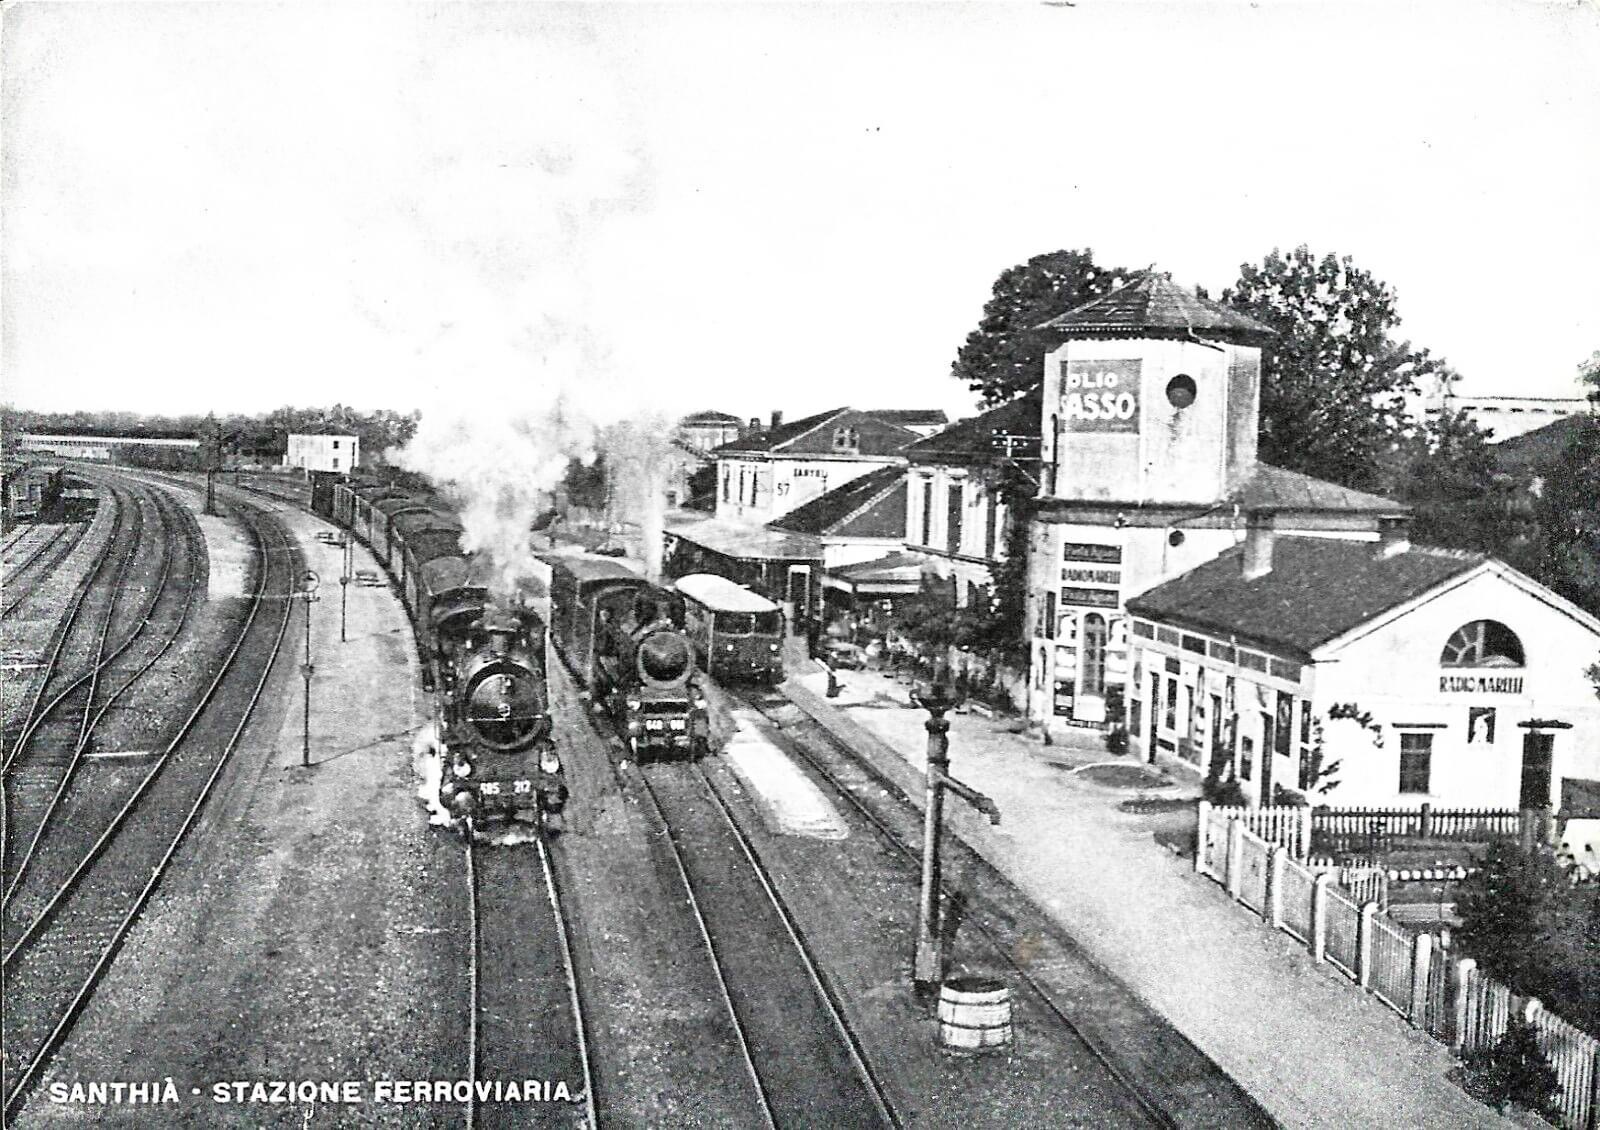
[311, 475, 568, 829]
[544, 554, 710, 759]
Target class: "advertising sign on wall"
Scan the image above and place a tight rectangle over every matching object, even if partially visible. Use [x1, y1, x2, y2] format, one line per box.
[1061, 359, 1141, 432]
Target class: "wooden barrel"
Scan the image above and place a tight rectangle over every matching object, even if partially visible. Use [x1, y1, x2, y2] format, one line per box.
[937, 976, 1012, 1054]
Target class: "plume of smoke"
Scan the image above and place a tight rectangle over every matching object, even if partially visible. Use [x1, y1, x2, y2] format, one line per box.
[597, 413, 687, 580]
[411, 722, 454, 828]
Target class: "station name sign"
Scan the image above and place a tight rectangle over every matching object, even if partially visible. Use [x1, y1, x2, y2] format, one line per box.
[1439, 674, 1525, 694]
[1061, 360, 1141, 432]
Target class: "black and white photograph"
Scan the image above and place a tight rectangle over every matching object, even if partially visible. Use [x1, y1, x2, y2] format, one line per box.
[2, 1, 1599, 1126]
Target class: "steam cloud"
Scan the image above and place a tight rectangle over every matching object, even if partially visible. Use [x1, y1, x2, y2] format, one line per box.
[389, 30, 666, 596]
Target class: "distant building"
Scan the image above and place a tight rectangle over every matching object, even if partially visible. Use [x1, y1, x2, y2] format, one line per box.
[20, 429, 200, 462]
[1424, 390, 1592, 443]
[863, 409, 949, 440]
[676, 410, 745, 454]
[1126, 522, 1600, 813]
[711, 407, 931, 524]
[286, 433, 359, 474]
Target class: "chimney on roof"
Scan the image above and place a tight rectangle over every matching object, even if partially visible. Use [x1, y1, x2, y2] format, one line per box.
[1375, 515, 1411, 560]
[1242, 510, 1276, 580]
[749, 417, 761, 432]
[770, 410, 784, 430]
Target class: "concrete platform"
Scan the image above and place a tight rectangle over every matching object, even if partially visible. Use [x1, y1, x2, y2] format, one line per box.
[721, 706, 849, 840]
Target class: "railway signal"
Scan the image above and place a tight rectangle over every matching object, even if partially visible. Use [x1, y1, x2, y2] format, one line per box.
[299, 570, 320, 767]
[911, 675, 1001, 988]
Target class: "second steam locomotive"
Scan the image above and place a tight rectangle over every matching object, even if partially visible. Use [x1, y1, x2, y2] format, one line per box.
[545, 555, 710, 759]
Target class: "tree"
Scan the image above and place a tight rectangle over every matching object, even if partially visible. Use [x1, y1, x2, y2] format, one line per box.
[1528, 413, 1600, 618]
[1389, 405, 1536, 561]
[1224, 246, 1447, 491]
[1455, 840, 1567, 990]
[952, 249, 1130, 406]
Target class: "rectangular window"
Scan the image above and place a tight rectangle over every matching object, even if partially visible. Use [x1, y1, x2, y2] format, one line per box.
[1042, 590, 1057, 640]
[721, 466, 730, 502]
[1163, 677, 1177, 731]
[1468, 706, 1496, 745]
[1240, 735, 1256, 781]
[332, 457, 339, 470]
[920, 479, 934, 546]
[947, 484, 963, 554]
[984, 493, 998, 560]
[333, 440, 340, 449]
[1399, 732, 1433, 794]
[1275, 692, 1293, 759]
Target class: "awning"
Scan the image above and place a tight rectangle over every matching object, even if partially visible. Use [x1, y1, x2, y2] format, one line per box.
[666, 517, 821, 563]
[823, 551, 925, 596]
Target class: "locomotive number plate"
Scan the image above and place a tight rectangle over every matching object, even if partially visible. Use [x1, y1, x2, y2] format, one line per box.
[513, 780, 532, 794]
[480, 782, 502, 795]
[645, 719, 666, 730]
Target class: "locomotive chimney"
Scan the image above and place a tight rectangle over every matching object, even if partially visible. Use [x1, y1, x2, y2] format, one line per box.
[1241, 509, 1276, 581]
[749, 417, 761, 432]
[770, 410, 784, 430]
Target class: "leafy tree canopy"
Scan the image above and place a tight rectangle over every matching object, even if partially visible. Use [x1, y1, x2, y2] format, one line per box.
[1224, 246, 1446, 491]
[1529, 411, 1600, 618]
[952, 249, 1130, 407]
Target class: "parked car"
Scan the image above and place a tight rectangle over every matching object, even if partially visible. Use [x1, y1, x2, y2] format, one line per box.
[821, 640, 867, 670]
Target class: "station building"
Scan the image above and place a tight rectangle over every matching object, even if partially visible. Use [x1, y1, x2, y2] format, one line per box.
[20, 429, 201, 462]
[1023, 273, 1404, 727]
[1124, 519, 1600, 813]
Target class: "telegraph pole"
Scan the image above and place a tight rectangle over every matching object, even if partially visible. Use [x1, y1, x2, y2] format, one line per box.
[339, 535, 350, 642]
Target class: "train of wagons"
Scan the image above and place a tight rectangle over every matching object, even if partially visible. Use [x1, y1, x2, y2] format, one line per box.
[308, 474, 789, 823]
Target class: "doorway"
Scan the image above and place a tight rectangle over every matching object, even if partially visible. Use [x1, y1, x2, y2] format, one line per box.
[1520, 732, 1554, 809]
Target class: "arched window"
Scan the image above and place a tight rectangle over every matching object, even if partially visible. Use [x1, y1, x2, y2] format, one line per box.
[1081, 613, 1107, 696]
[1439, 620, 1525, 668]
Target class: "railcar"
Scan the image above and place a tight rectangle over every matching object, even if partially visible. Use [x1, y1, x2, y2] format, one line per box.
[674, 573, 785, 685]
[545, 554, 709, 759]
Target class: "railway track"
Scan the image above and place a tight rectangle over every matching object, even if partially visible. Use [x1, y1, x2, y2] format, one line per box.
[0, 524, 88, 620]
[0, 491, 298, 1121]
[465, 827, 596, 1130]
[733, 685, 1276, 1129]
[633, 757, 899, 1130]
[2, 484, 205, 925]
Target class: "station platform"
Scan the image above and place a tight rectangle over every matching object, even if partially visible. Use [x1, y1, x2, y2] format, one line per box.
[782, 666, 1512, 1129]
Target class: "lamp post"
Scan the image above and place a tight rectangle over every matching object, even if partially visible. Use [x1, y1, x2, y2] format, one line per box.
[339, 535, 350, 643]
[910, 674, 1001, 988]
[299, 569, 320, 767]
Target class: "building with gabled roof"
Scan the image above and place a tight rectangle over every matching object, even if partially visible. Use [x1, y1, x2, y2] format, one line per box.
[901, 392, 1039, 609]
[1123, 517, 1600, 813]
[677, 410, 746, 455]
[711, 406, 927, 524]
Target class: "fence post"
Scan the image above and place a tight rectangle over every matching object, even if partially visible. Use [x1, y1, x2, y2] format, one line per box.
[1227, 819, 1245, 902]
[1420, 802, 1433, 839]
[1299, 803, 1312, 860]
[1522, 997, 1543, 1027]
[1588, 1044, 1600, 1130]
[1357, 901, 1377, 989]
[1408, 931, 1433, 1028]
[1265, 844, 1285, 929]
[1195, 800, 1211, 875]
[1452, 958, 1478, 1053]
[1310, 873, 1331, 964]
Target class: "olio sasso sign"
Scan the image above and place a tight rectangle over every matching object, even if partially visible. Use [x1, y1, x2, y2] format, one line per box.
[1061, 359, 1141, 432]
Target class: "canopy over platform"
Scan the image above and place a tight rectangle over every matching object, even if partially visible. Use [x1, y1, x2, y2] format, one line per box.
[823, 551, 925, 596]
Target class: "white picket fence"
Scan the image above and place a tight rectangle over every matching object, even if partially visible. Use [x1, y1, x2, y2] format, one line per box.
[1196, 809, 1600, 1129]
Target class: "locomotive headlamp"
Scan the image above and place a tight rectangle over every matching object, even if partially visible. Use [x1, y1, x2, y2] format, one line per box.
[453, 759, 472, 778]
[625, 694, 642, 712]
[540, 748, 561, 775]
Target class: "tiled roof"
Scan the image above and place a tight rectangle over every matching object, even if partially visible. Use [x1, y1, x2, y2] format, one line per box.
[866, 409, 949, 426]
[1228, 464, 1407, 514]
[904, 393, 1040, 463]
[712, 407, 848, 454]
[1126, 535, 1484, 656]
[1037, 272, 1274, 344]
[769, 466, 905, 538]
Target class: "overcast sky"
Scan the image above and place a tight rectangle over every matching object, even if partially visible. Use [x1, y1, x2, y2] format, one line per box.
[3, 1, 1597, 426]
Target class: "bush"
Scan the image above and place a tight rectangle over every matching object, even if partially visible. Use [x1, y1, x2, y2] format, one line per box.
[1203, 777, 1248, 807]
[1103, 725, 1129, 756]
[1461, 1018, 1562, 1118]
